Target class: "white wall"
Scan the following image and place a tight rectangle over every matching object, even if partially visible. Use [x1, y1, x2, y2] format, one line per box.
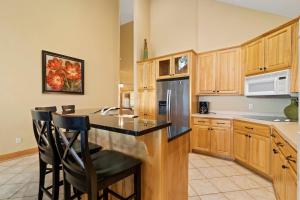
[0, 0, 120, 154]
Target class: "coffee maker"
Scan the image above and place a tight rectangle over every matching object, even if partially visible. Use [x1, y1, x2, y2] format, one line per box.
[198, 101, 209, 114]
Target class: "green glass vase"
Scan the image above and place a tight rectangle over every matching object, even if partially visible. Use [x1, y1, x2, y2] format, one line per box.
[284, 98, 298, 121]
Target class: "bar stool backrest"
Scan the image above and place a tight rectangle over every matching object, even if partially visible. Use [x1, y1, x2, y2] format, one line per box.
[31, 107, 58, 165]
[51, 113, 96, 190]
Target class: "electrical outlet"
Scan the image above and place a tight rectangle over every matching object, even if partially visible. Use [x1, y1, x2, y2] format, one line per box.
[16, 137, 22, 144]
[248, 104, 254, 111]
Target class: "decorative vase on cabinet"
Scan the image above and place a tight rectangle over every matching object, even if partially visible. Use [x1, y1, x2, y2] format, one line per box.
[284, 98, 298, 121]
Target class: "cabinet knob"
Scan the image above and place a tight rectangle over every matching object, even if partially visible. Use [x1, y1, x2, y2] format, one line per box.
[259, 67, 263, 70]
[263, 67, 267, 70]
[271, 134, 275, 138]
[216, 91, 220, 93]
[276, 142, 284, 147]
[282, 165, 289, 169]
[273, 149, 279, 154]
[286, 155, 296, 163]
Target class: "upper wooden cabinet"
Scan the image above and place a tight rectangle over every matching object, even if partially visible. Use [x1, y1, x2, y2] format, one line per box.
[196, 47, 242, 95]
[157, 52, 191, 79]
[265, 26, 292, 72]
[244, 25, 293, 76]
[137, 61, 156, 90]
[244, 39, 265, 75]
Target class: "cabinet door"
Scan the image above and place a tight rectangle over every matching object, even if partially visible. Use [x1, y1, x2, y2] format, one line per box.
[144, 90, 156, 120]
[244, 39, 265, 76]
[210, 127, 231, 157]
[197, 53, 216, 94]
[157, 57, 172, 79]
[285, 165, 297, 200]
[191, 125, 211, 152]
[145, 61, 156, 90]
[248, 134, 270, 175]
[233, 131, 248, 163]
[216, 48, 241, 94]
[137, 63, 146, 90]
[173, 53, 189, 77]
[137, 91, 145, 118]
[265, 26, 292, 72]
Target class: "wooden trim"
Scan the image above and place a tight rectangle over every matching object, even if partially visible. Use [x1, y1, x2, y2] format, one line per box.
[197, 45, 241, 55]
[242, 16, 300, 46]
[137, 49, 197, 63]
[0, 147, 38, 163]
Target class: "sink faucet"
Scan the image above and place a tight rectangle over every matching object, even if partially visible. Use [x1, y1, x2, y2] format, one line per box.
[100, 107, 119, 115]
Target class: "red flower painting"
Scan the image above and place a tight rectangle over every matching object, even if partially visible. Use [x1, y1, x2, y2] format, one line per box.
[42, 51, 84, 94]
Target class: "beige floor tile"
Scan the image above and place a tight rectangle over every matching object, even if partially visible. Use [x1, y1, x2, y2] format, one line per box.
[197, 167, 224, 178]
[11, 182, 39, 198]
[0, 173, 17, 185]
[4, 165, 26, 174]
[200, 193, 228, 200]
[0, 184, 24, 199]
[214, 166, 242, 176]
[205, 157, 229, 167]
[0, 159, 21, 167]
[189, 196, 201, 200]
[224, 191, 255, 200]
[189, 180, 219, 195]
[189, 162, 196, 169]
[246, 188, 276, 200]
[230, 163, 253, 175]
[189, 169, 205, 180]
[189, 184, 197, 197]
[190, 159, 211, 168]
[209, 177, 241, 192]
[264, 186, 275, 193]
[229, 175, 260, 190]
[6, 173, 33, 184]
[247, 174, 272, 187]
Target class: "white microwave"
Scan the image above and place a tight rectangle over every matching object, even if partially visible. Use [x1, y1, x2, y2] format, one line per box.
[245, 70, 290, 96]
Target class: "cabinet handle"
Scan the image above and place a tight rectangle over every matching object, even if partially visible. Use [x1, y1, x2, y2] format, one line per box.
[276, 142, 284, 147]
[273, 149, 279, 154]
[244, 126, 253, 130]
[198, 121, 205, 123]
[271, 134, 275, 138]
[248, 135, 252, 138]
[217, 122, 225, 125]
[263, 67, 267, 71]
[259, 67, 263, 70]
[244, 134, 248, 137]
[282, 165, 289, 169]
[213, 90, 216, 92]
[216, 91, 220, 93]
[286, 155, 296, 163]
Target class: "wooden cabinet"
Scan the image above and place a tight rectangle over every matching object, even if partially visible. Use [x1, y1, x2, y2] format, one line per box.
[137, 61, 156, 90]
[191, 118, 232, 158]
[233, 120, 271, 175]
[271, 129, 297, 200]
[244, 25, 292, 76]
[191, 125, 211, 152]
[265, 26, 292, 72]
[157, 52, 191, 79]
[138, 90, 156, 120]
[196, 47, 241, 95]
[233, 131, 248, 163]
[137, 61, 156, 120]
[244, 39, 265, 76]
[197, 53, 216, 94]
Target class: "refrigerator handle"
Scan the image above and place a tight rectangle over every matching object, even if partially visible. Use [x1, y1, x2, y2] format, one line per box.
[166, 90, 170, 122]
[168, 90, 172, 122]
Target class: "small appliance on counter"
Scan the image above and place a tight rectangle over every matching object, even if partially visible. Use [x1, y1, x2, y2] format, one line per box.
[198, 101, 209, 114]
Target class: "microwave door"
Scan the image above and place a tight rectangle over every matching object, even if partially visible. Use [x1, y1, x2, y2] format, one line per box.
[246, 77, 277, 96]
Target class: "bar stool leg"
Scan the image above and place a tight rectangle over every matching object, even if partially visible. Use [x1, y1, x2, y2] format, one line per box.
[52, 163, 60, 200]
[38, 159, 47, 200]
[103, 188, 109, 200]
[64, 173, 71, 200]
[134, 166, 141, 200]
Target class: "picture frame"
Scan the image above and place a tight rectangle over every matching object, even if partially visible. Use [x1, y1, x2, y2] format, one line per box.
[42, 50, 84, 95]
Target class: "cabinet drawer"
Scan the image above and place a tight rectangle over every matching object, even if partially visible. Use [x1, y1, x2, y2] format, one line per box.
[211, 119, 231, 128]
[272, 129, 297, 173]
[193, 118, 210, 126]
[234, 120, 270, 137]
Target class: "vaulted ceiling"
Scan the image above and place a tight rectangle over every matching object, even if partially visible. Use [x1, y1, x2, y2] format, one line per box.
[217, 0, 300, 18]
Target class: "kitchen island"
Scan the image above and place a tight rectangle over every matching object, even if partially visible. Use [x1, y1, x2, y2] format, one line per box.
[68, 109, 191, 200]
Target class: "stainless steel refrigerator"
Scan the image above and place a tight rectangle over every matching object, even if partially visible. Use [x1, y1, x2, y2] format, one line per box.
[157, 77, 190, 130]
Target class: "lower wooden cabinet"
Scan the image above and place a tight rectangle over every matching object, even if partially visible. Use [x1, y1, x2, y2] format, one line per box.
[271, 129, 297, 200]
[233, 120, 271, 175]
[191, 118, 232, 158]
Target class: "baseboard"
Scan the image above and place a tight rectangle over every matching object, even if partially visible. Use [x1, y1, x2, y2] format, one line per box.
[0, 147, 38, 163]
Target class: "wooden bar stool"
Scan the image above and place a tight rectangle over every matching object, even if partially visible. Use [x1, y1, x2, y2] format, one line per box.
[31, 107, 103, 200]
[52, 113, 142, 200]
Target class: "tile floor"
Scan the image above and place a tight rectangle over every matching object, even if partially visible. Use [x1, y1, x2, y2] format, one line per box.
[0, 153, 276, 200]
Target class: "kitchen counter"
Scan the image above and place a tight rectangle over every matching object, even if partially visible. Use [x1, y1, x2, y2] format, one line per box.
[192, 112, 299, 149]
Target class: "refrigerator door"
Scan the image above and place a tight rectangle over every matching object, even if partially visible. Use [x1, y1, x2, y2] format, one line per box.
[157, 80, 170, 122]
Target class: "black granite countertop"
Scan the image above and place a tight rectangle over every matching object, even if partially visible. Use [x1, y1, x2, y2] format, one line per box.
[60, 108, 191, 141]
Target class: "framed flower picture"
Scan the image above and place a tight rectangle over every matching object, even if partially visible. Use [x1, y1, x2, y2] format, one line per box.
[42, 50, 84, 95]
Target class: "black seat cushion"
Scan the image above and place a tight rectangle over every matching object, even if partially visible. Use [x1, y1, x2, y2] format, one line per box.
[91, 150, 141, 180]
